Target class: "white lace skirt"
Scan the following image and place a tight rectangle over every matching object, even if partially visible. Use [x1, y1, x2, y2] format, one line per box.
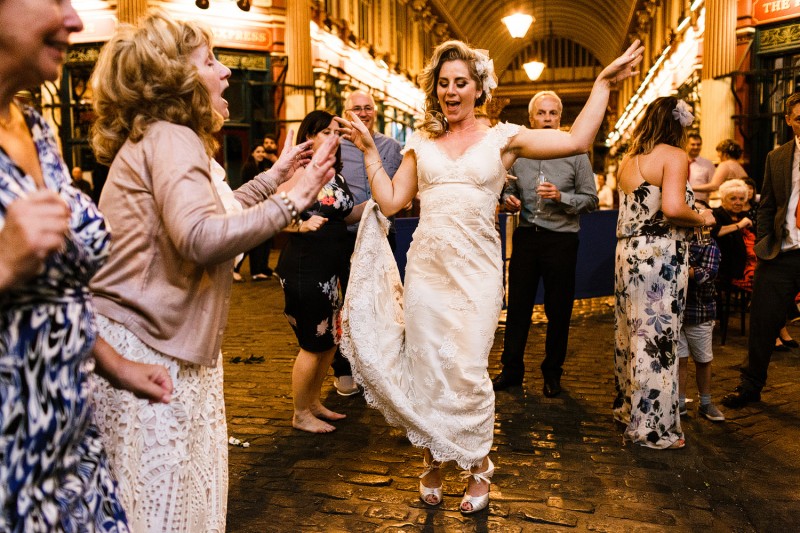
[92, 315, 229, 533]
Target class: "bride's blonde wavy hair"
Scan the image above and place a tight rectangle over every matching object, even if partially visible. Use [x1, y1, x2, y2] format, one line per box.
[90, 9, 222, 164]
[417, 40, 495, 139]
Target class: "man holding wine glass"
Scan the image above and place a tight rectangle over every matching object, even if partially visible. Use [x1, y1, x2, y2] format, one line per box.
[493, 91, 599, 397]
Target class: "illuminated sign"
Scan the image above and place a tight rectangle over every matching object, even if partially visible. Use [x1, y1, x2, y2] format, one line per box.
[70, 13, 117, 43]
[212, 24, 274, 51]
[753, 0, 800, 25]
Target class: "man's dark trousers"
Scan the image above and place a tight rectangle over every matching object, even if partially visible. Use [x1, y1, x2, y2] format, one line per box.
[500, 226, 579, 380]
[742, 249, 800, 391]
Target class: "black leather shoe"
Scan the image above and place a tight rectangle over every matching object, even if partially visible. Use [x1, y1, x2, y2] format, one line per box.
[774, 340, 791, 352]
[492, 373, 522, 391]
[721, 386, 761, 408]
[780, 337, 799, 348]
[542, 376, 562, 398]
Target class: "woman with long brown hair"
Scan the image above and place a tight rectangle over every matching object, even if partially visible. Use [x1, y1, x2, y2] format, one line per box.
[612, 96, 715, 449]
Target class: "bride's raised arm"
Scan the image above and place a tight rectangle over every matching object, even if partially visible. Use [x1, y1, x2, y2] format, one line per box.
[507, 40, 644, 162]
[337, 113, 419, 216]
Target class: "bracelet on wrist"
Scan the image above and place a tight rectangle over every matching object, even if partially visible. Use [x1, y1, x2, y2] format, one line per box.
[365, 160, 381, 171]
[278, 191, 301, 225]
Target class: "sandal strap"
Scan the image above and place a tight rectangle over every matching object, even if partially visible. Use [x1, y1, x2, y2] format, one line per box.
[459, 462, 494, 484]
[419, 457, 441, 479]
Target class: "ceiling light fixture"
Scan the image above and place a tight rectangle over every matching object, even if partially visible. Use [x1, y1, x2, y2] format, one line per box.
[502, 13, 534, 39]
[522, 1, 548, 81]
[523, 60, 545, 81]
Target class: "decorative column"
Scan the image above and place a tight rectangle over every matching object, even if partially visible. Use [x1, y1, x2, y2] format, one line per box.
[285, 0, 315, 128]
[117, 0, 148, 25]
[699, 0, 737, 160]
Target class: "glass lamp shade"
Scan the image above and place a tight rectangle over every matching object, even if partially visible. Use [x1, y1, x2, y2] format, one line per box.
[523, 60, 545, 81]
[502, 14, 534, 38]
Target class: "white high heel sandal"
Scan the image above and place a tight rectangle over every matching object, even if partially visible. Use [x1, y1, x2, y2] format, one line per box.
[418, 457, 443, 506]
[459, 458, 494, 514]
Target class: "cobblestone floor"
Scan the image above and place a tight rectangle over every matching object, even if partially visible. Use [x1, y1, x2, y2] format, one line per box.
[223, 269, 800, 532]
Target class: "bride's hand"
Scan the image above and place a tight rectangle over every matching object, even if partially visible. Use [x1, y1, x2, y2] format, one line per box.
[597, 40, 644, 86]
[267, 130, 314, 184]
[335, 112, 377, 155]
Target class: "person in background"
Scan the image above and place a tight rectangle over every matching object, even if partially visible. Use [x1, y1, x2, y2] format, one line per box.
[0, 2, 173, 530]
[276, 110, 364, 432]
[263, 133, 279, 168]
[597, 173, 614, 209]
[492, 90, 599, 398]
[710, 179, 752, 286]
[686, 133, 715, 207]
[692, 139, 748, 195]
[71, 165, 93, 196]
[613, 96, 715, 450]
[724, 92, 800, 408]
[233, 143, 274, 281]
[332, 90, 403, 396]
[87, 11, 336, 531]
[678, 238, 725, 422]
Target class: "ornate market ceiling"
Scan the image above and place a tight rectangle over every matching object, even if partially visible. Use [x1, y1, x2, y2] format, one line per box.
[429, 0, 639, 77]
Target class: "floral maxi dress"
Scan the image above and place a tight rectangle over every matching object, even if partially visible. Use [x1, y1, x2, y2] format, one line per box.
[613, 180, 691, 449]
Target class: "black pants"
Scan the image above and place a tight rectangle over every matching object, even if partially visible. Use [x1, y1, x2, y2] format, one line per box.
[741, 249, 800, 391]
[500, 227, 579, 380]
[234, 238, 273, 276]
[331, 231, 397, 377]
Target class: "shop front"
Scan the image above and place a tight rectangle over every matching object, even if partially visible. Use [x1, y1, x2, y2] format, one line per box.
[739, 1, 800, 182]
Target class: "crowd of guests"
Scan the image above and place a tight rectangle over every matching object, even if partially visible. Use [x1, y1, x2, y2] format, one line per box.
[2, 2, 798, 530]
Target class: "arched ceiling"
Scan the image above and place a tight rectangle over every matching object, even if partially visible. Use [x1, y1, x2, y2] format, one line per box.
[430, 0, 638, 77]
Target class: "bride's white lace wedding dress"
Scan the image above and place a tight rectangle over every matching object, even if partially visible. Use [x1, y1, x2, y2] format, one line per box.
[341, 123, 520, 469]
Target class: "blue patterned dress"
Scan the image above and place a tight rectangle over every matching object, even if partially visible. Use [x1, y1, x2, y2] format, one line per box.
[613, 178, 692, 449]
[0, 107, 128, 531]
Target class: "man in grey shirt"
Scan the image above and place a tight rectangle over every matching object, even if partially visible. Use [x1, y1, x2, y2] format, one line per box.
[333, 90, 403, 396]
[492, 91, 598, 397]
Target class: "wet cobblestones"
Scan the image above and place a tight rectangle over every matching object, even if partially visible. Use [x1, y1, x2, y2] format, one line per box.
[223, 273, 800, 532]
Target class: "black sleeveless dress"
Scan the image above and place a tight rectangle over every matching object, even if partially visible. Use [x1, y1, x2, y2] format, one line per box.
[277, 173, 355, 352]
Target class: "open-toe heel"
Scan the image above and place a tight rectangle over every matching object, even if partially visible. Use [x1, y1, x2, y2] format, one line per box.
[459, 458, 494, 514]
[418, 457, 442, 506]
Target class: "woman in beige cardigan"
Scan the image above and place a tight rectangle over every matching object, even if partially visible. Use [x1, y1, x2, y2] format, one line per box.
[87, 11, 338, 532]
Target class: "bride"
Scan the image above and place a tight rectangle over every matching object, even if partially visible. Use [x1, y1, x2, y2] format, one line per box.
[339, 39, 643, 514]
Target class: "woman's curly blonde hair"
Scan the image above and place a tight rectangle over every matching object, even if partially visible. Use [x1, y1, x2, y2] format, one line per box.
[417, 40, 496, 139]
[90, 9, 222, 164]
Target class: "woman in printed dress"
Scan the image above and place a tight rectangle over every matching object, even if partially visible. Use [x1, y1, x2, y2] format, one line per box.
[339, 39, 645, 513]
[276, 110, 363, 433]
[0, 1, 173, 531]
[612, 96, 715, 449]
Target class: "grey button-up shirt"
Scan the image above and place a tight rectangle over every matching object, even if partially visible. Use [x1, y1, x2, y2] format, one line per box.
[504, 153, 598, 232]
[341, 132, 403, 233]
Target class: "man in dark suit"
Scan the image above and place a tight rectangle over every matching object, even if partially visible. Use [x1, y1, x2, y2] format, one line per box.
[723, 92, 800, 408]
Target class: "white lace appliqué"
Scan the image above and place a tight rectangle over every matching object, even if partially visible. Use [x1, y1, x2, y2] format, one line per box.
[92, 316, 228, 533]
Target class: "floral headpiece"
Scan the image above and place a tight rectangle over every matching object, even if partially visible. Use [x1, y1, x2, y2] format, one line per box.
[473, 49, 497, 101]
[672, 99, 694, 127]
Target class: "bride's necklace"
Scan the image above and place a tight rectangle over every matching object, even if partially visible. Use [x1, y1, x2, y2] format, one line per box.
[445, 121, 478, 136]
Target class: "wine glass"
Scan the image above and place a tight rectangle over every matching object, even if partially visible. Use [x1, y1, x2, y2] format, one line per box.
[533, 170, 548, 217]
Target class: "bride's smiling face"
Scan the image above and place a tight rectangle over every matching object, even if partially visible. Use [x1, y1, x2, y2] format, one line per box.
[437, 60, 481, 124]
